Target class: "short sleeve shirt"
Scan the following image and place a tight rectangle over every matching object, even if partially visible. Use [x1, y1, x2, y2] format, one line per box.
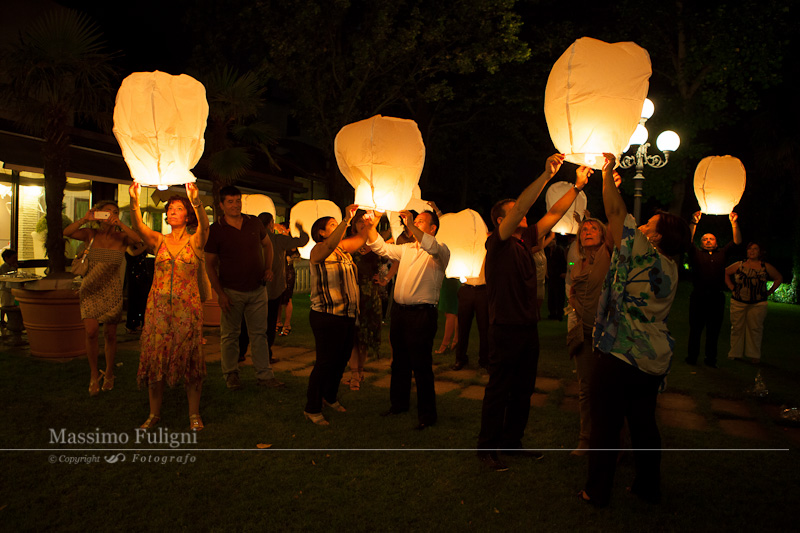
[204, 214, 267, 292]
[485, 225, 539, 325]
[593, 214, 679, 377]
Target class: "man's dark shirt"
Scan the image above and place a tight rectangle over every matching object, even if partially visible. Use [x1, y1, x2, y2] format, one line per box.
[689, 241, 735, 293]
[485, 225, 539, 325]
[204, 214, 267, 292]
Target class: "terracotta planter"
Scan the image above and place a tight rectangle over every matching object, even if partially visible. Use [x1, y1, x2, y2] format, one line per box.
[11, 288, 86, 358]
[202, 288, 221, 326]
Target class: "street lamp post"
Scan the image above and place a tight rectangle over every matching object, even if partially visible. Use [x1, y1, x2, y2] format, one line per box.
[619, 98, 680, 224]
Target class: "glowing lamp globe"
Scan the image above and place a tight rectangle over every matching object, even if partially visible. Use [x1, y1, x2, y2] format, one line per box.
[113, 71, 209, 187]
[436, 210, 488, 280]
[656, 130, 680, 152]
[629, 124, 649, 146]
[335, 115, 425, 212]
[545, 181, 587, 235]
[241, 194, 276, 218]
[694, 156, 746, 215]
[289, 200, 342, 259]
[545, 38, 651, 169]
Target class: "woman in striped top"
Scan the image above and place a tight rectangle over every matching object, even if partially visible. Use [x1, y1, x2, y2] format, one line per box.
[303, 204, 366, 425]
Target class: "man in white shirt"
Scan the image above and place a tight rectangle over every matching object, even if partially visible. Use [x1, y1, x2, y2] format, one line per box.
[365, 210, 450, 430]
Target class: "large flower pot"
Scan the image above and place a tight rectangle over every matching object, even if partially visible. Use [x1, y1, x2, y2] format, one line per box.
[202, 288, 221, 327]
[11, 288, 86, 358]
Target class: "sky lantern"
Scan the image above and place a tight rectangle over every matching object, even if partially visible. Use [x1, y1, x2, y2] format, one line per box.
[241, 194, 276, 218]
[544, 37, 651, 169]
[113, 71, 209, 190]
[694, 156, 746, 215]
[545, 181, 587, 235]
[436, 209, 488, 281]
[334, 115, 425, 211]
[289, 199, 342, 259]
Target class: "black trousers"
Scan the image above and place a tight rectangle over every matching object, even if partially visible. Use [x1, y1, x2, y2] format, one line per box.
[455, 284, 489, 367]
[389, 304, 438, 425]
[586, 352, 663, 506]
[547, 277, 566, 320]
[477, 323, 539, 450]
[687, 289, 724, 365]
[305, 310, 355, 414]
[239, 297, 282, 358]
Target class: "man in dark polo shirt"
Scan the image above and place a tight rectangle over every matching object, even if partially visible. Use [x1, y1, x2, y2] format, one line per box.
[477, 154, 591, 471]
[205, 185, 283, 390]
[685, 211, 741, 368]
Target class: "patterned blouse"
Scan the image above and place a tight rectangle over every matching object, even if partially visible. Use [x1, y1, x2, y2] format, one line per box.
[593, 215, 679, 377]
[730, 262, 769, 304]
[310, 246, 359, 318]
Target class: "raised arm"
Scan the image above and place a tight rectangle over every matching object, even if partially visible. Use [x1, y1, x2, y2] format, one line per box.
[128, 183, 162, 250]
[536, 165, 590, 241]
[690, 211, 701, 241]
[309, 204, 357, 264]
[186, 183, 210, 250]
[729, 212, 742, 245]
[601, 153, 626, 248]
[499, 153, 564, 241]
[63, 210, 97, 242]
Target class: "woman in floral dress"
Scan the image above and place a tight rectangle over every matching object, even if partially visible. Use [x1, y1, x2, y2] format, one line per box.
[129, 182, 210, 431]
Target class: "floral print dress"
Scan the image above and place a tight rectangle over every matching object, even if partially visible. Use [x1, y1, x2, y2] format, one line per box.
[137, 237, 206, 387]
[593, 214, 679, 378]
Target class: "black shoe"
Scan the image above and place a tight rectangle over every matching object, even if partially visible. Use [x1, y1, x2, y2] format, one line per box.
[380, 409, 407, 417]
[450, 361, 466, 371]
[502, 448, 544, 460]
[477, 451, 509, 472]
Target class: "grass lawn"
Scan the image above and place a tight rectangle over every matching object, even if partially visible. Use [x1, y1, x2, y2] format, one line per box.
[1, 282, 798, 531]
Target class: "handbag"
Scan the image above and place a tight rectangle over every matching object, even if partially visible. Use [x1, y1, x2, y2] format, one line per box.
[71, 237, 94, 277]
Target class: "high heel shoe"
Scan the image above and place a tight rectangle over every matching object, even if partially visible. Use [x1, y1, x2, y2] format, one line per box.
[88, 376, 101, 397]
[140, 414, 161, 429]
[101, 371, 115, 392]
[189, 414, 204, 431]
[303, 411, 329, 426]
[323, 399, 346, 412]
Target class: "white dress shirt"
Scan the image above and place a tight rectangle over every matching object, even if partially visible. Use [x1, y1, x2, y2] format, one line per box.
[367, 232, 450, 305]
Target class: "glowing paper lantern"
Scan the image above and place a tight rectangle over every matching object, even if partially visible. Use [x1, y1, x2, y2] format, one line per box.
[334, 115, 425, 211]
[113, 71, 209, 188]
[436, 210, 488, 280]
[389, 185, 431, 241]
[544, 38, 651, 169]
[289, 200, 342, 259]
[694, 156, 746, 215]
[242, 194, 276, 218]
[545, 181, 587, 235]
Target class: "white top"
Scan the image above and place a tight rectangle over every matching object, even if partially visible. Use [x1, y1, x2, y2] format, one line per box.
[368, 232, 450, 305]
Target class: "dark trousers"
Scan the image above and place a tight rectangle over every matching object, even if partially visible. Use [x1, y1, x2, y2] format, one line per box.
[239, 297, 282, 358]
[455, 284, 489, 367]
[586, 352, 663, 506]
[389, 304, 438, 425]
[547, 277, 566, 319]
[478, 324, 539, 450]
[305, 310, 355, 414]
[687, 289, 724, 365]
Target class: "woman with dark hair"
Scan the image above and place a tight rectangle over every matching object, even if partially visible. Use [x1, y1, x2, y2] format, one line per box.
[725, 242, 782, 363]
[566, 211, 613, 456]
[64, 200, 143, 396]
[129, 184, 210, 430]
[581, 153, 690, 507]
[303, 205, 365, 425]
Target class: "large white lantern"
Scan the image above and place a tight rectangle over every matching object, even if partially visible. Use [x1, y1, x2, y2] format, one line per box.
[242, 194, 276, 218]
[544, 38, 651, 169]
[545, 181, 587, 235]
[436, 209, 488, 280]
[334, 115, 425, 212]
[113, 71, 209, 188]
[289, 200, 342, 259]
[694, 156, 746, 215]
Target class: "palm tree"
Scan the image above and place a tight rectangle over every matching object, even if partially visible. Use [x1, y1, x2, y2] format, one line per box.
[200, 66, 278, 216]
[0, 8, 115, 275]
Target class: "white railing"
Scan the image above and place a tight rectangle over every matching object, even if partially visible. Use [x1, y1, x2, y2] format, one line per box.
[294, 259, 311, 293]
